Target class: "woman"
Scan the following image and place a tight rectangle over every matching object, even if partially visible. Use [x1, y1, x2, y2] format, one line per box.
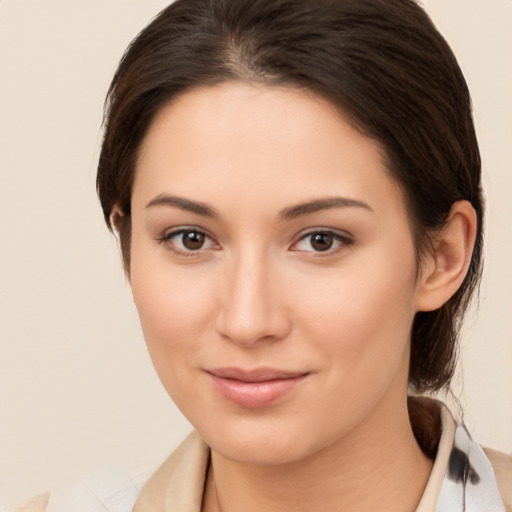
[17, 0, 511, 510]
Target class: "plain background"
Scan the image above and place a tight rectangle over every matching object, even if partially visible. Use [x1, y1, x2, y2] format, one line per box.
[0, 0, 511, 508]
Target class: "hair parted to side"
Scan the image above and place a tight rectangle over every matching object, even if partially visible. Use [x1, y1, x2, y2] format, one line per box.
[97, 0, 483, 393]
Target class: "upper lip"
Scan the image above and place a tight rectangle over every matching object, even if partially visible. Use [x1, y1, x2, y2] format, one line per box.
[205, 367, 309, 382]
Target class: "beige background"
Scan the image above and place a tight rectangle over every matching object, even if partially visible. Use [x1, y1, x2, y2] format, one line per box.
[0, 0, 511, 508]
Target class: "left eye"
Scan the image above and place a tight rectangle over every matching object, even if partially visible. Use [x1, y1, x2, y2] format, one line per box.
[291, 231, 351, 253]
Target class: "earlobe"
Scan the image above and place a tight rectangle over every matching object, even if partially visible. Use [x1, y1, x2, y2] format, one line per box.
[416, 200, 477, 312]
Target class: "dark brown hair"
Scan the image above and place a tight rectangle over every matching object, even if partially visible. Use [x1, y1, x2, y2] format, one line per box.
[97, 0, 483, 393]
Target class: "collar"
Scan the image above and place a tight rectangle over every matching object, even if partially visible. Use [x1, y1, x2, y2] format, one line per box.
[132, 430, 209, 512]
[431, 406, 505, 511]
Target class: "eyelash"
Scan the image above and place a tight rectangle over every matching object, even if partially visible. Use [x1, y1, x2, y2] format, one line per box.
[156, 228, 353, 257]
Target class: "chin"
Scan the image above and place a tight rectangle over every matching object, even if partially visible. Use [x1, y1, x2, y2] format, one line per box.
[196, 413, 335, 466]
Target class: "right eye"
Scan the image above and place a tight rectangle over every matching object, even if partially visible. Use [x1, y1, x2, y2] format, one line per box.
[158, 228, 218, 255]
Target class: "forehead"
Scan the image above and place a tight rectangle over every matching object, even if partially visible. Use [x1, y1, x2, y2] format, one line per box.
[133, 82, 406, 221]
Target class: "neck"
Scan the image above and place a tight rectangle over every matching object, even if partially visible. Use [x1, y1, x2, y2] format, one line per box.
[203, 392, 433, 512]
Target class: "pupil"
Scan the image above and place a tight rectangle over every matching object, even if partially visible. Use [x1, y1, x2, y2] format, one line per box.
[311, 233, 333, 251]
[183, 231, 205, 250]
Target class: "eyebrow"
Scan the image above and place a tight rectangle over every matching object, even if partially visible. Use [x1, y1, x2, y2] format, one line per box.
[279, 197, 372, 219]
[145, 194, 372, 220]
[145, 194, 219, 218]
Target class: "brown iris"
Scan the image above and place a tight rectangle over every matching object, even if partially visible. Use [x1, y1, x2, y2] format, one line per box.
[182, 231, 205, 250]
[310, 232, 334, 251]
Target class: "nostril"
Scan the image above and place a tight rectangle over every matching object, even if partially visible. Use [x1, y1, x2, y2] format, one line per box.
[215, 298, 291, 346]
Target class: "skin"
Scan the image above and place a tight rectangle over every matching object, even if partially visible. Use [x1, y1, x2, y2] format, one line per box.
[126, 82, 476, 512]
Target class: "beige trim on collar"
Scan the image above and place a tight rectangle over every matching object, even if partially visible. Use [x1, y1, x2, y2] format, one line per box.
[133, 430, 209, 512]
[415, 406, 456, 512]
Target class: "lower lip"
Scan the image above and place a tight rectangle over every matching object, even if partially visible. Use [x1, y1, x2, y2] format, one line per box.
[207, 374, 308, 408]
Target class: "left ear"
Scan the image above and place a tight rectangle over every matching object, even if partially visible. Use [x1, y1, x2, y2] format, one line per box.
[416, 200, 477, 312]
[109, 203, 125, 233]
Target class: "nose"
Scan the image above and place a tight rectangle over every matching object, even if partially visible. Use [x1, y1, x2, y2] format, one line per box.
[215, 249, 291, 346]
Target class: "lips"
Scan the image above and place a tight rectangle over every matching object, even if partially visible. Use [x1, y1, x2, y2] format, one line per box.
[205, 367, 309, 408]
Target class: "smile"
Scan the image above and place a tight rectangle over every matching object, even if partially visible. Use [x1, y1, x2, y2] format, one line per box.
[205, 367, 310, 408]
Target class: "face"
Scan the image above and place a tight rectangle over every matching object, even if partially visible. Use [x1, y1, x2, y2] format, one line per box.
[130, 82, 426, 464]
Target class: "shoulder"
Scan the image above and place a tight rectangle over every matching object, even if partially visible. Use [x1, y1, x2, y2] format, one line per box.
[484, 447, 512, 511]
[15, 467, 146, 512]
[15, 493, 50, 512]
[12, 433, 206, 512]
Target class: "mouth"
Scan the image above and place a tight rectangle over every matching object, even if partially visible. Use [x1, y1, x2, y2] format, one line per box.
[204, 367, 310, 408]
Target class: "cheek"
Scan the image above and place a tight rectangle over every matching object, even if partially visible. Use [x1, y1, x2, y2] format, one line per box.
[129, 243, 218, 372]
[293, 249, 418, 381]
[131, 270, 217, 408]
